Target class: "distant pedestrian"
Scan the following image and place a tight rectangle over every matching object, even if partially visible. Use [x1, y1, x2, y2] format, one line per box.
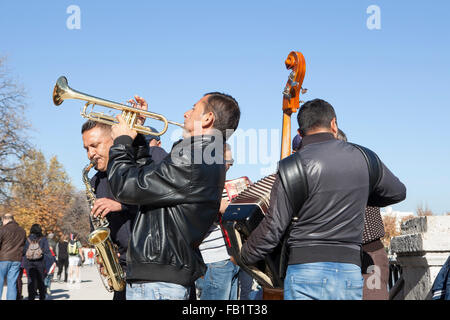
[67, 233, 83, 284]
[87, 248, 95, 265]
[23, 224, 52, 300]
[47, 232, 57, 252]
[44, 246, 57, 296]
[56, 233, 69, 282]
[0, 214, 26, 300]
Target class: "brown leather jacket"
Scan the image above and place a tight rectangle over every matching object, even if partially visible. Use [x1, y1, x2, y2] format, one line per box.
[0, 221, 27, 262]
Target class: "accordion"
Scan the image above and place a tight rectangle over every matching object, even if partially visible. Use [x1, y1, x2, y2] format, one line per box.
[224, 176, 251, 200]
[221, 174, 284, 289]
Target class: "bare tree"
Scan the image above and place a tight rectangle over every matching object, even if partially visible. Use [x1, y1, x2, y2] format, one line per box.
[0, 57, 32, 202]
[62, 190, 90, 245]
[417, 204, 434, 216]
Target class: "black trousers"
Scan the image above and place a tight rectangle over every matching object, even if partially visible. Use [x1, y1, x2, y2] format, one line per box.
[27, 267, 46, 300]
[57, 257, 69, 281]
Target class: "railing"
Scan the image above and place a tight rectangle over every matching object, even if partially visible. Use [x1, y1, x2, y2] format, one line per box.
[388, 257, 404, 300]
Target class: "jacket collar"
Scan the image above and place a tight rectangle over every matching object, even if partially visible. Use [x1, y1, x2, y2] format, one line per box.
[299, 132, 335, 150]
[170, 135, 225, 165]
[172, 134, 220, 148]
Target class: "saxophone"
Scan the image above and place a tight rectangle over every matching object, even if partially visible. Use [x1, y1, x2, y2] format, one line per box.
[83, 160, 126, 292]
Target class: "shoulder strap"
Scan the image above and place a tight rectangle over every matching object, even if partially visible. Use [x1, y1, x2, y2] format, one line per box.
[276, 152, 308, 280]
[277, 151, 308, 219]
[349, 143, 382, 194]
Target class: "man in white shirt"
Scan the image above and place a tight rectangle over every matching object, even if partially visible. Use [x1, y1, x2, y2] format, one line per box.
[196, 144, 239, 300]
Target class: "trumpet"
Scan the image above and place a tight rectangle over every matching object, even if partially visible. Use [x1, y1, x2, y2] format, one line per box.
[53, 76, 184, 136]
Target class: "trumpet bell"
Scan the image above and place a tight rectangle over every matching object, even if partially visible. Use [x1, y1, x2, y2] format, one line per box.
[52, 75, 184, 136]
[53, 76, 70, 106]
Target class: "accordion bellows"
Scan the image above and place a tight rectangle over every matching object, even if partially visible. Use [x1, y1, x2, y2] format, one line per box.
[221, 174, 283, 288]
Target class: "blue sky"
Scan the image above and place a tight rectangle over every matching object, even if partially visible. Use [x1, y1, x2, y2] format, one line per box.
[1, 1, 449, 214]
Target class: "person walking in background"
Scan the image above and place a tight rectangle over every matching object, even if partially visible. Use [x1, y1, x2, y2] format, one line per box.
[23, 224, 52, 300]
[56, 233, 69, 282]
[87, 247, 95, 265]
[44, 244, 57, 296]
[47, 232, 56, 252]
[67, 233, 83, 284]
[0, 214, 26, 300]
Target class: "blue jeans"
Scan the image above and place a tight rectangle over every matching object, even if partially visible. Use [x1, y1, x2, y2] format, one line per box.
[126, 281, 190, 300]
[238, 270, 263, 300]
[195, 259, 240, 300]
[0, 261, 21, 300]
[284, 262, 363, 300]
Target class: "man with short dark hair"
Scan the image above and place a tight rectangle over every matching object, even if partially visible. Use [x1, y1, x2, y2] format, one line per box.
[82, 119, 139, 300]
[106, 92, 240, 300]
[241, 98, 406, 300]
[0, 214, 26, 300]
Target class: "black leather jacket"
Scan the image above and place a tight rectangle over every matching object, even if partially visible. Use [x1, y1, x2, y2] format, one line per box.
[107, 134, 225, 286]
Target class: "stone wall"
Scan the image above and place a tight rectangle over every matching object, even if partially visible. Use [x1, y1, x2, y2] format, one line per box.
[390, 216, 450, 300]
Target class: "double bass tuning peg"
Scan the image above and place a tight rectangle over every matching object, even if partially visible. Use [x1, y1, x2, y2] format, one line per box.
[301, 88, 308, 95]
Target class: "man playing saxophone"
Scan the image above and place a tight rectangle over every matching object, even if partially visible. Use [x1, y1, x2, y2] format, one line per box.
[81, 118, 138, 300]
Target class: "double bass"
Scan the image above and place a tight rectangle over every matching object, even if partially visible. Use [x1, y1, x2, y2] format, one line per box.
[221, 51, 307, 299]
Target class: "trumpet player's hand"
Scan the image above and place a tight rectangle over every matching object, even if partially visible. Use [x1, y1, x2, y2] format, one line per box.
[127, 95, 148, 126]
[91, 198, 122, 218]
[111, 114, 138, 140]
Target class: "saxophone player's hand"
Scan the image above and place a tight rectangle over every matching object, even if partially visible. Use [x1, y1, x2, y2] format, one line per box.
[91, 198, 122, 218]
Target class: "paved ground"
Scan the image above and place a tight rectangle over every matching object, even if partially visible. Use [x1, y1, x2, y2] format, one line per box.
[1, 264, 114, 300]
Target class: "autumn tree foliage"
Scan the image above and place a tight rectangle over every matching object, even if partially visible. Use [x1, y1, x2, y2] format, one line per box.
[381, 206, 434, 248]
[5, 149, 76, 235]
[381, 215, 399, 248]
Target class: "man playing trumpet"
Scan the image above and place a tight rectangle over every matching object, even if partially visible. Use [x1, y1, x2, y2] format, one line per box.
[106, 93, 241, 300]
